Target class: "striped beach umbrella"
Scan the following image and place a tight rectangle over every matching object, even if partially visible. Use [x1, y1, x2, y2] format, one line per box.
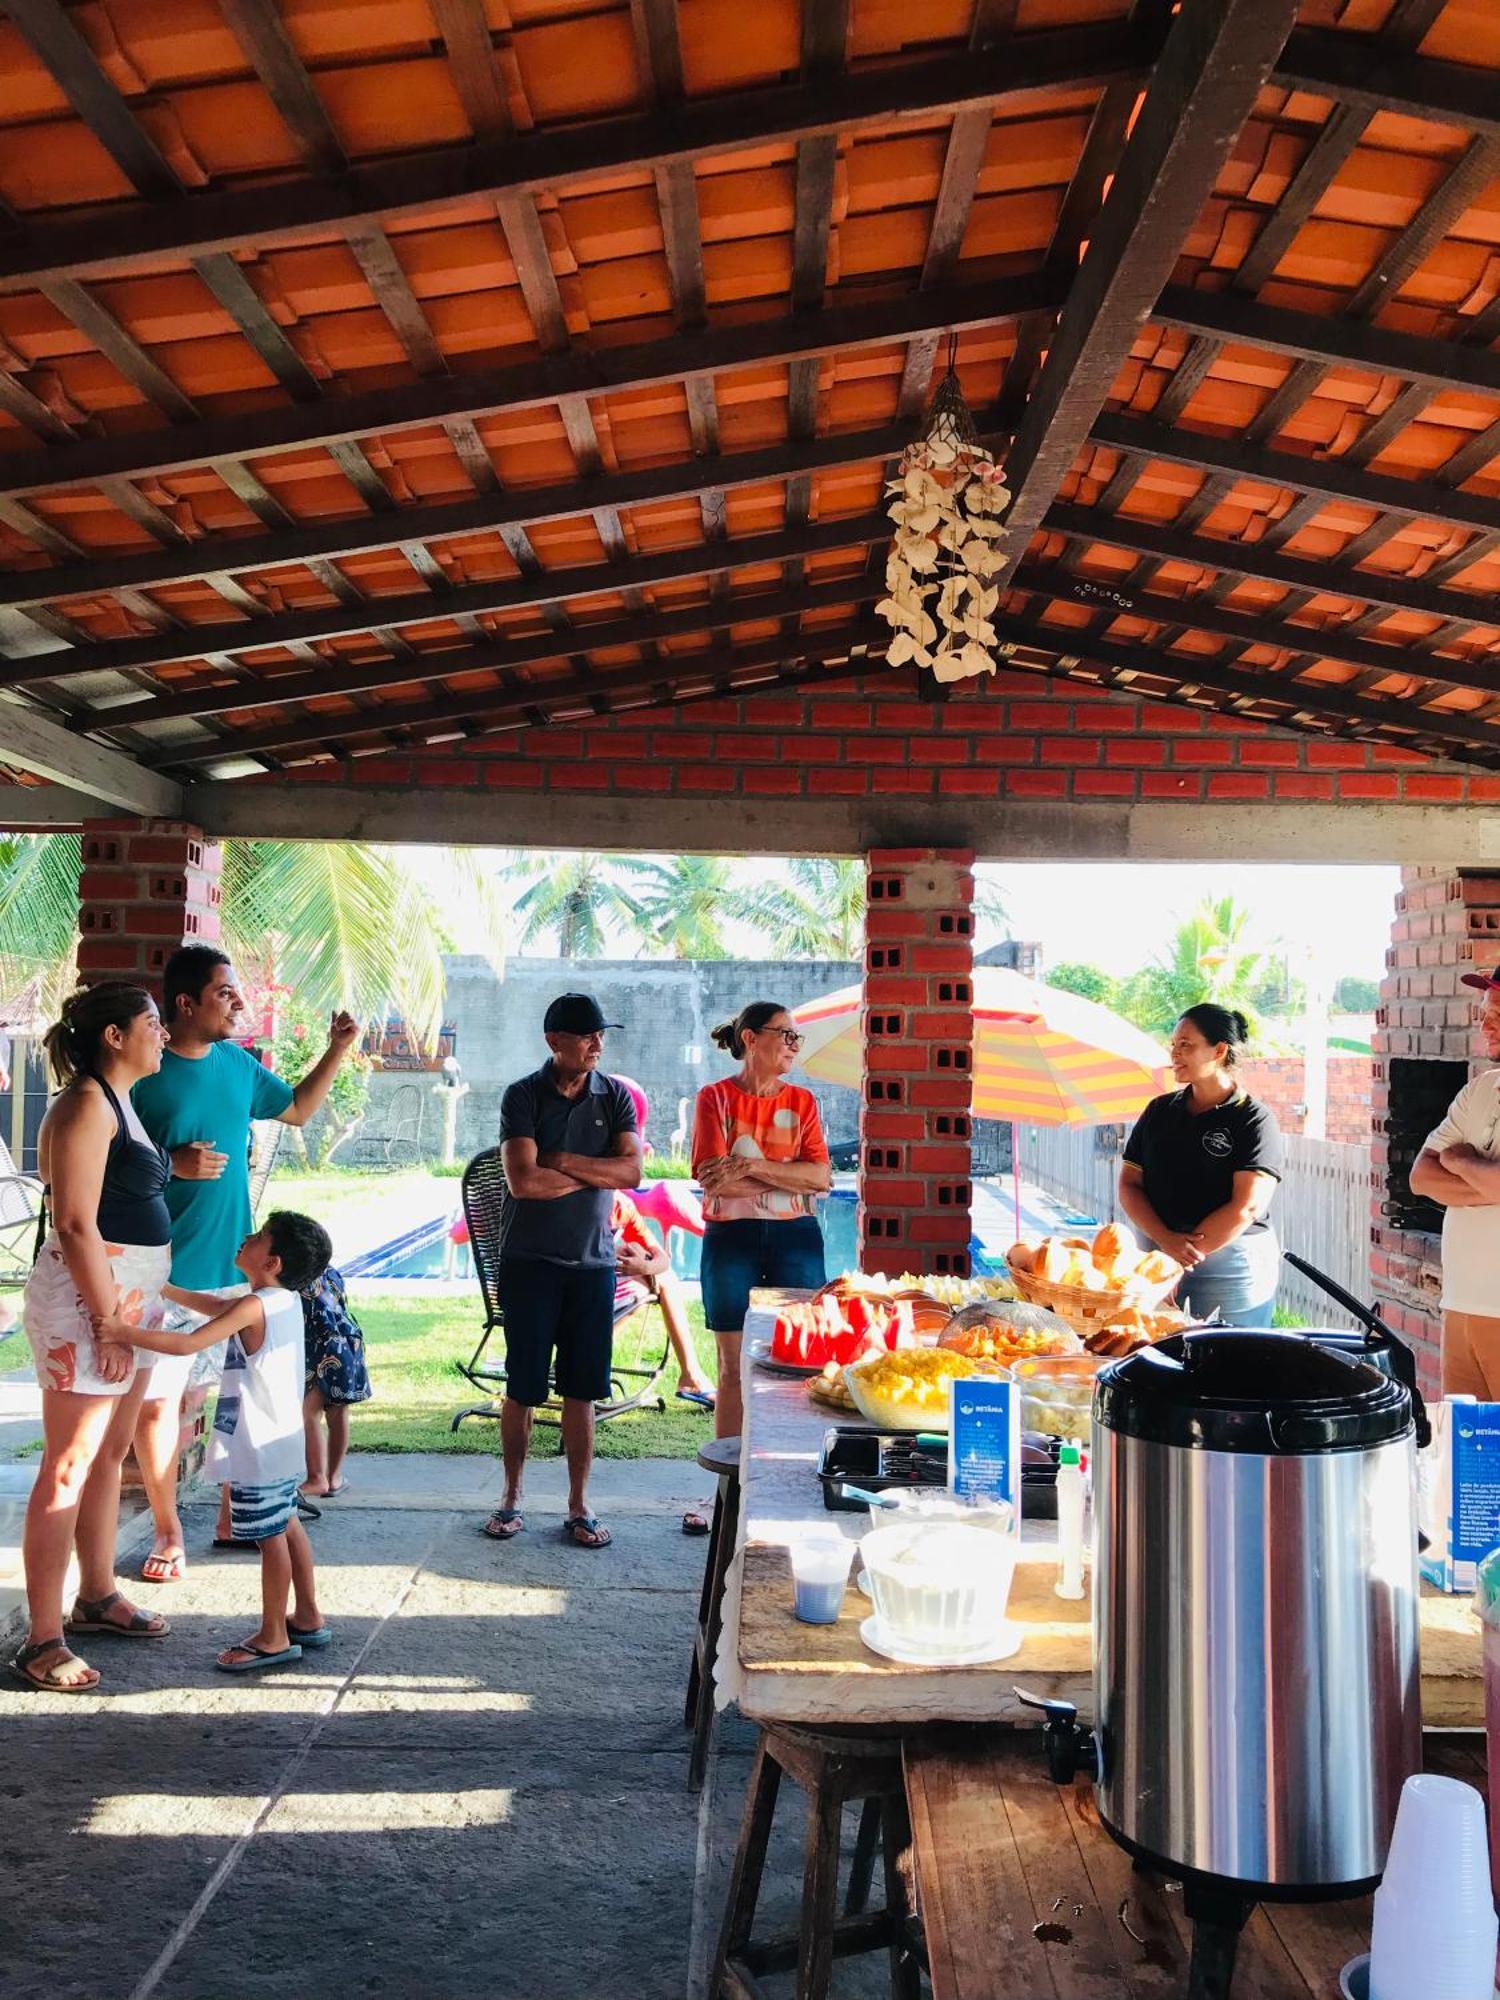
[793, 966, 1170, 1126]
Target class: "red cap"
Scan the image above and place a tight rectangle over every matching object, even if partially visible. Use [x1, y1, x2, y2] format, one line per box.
[1460, 967, 1500, 992]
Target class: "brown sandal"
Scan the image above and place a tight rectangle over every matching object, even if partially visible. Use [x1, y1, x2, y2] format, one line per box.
[66, 1591, 170, 1638]
[12, 1637, 100, 1693]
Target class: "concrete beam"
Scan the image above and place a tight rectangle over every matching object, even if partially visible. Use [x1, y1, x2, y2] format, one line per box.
[0, 782, 116, 827]
[192, 781, 1489, 865]
[0, 699, 184, 815]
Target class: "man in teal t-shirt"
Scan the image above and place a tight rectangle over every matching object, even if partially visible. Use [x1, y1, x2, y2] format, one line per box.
[131, 945, 360, 1570]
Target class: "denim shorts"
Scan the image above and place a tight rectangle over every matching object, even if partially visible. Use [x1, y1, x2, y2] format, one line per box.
[498, 1259, 616, 1406]
[1177, 1229, 1279, 1328]
[700, 1217, 827, 1334]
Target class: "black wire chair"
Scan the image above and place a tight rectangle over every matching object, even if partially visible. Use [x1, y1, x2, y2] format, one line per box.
[451, 1145, 672, 1432]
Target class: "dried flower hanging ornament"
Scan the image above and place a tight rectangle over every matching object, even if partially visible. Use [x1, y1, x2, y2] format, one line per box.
[877, 337, 1012, 682]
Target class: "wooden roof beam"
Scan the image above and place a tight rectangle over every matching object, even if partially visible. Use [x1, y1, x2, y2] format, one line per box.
[0, 27, 1158, 293]
[88, 575, 880, 730]
[0, 272, 1061, 501]
[151, 619, 886, 769]
[991, 0, 1300, 591]
[0, 418, 923, 611]
[0, 510, 890, 690]
[1042, 500, 1500, 631]
[1091, 410, 1500, 539]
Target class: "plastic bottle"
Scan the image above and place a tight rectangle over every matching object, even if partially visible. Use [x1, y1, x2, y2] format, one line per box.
[1055, 1439, 1086, 1601]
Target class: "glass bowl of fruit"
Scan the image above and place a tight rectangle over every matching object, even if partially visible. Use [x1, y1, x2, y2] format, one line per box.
[1009, 1352, 1106, 1442]
[842, 1346, 1008, 1432]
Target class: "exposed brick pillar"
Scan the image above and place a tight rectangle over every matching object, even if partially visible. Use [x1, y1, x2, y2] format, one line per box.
[1371, 865, 1500, 1404]
[858, 847, 975, 1278]
[77, 817, 222, 1484]
[77, 817, 222, 987]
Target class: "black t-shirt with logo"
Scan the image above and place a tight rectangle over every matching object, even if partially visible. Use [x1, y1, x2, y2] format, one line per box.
[1122, 1088, 1283, 1235]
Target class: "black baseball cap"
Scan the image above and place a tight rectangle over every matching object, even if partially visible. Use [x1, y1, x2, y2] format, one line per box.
[543, 992, 623, 1034]
[1461, 966, 1500, 993]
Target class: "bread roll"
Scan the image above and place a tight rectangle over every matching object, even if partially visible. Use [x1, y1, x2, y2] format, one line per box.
[1092, 1222, 1132, 1271]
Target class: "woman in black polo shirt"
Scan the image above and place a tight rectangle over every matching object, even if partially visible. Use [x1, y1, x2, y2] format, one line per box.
[1117, 1003, 1284, 1327]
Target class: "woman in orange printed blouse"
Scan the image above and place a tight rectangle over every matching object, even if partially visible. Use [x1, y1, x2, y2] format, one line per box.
[692, 1001, 831, 1441]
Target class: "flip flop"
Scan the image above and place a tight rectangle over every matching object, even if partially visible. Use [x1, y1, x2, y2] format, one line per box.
[681, 1511, 711, 1537]
[482, 1508, 525, 1541]
[675, 1388, 716, 1410]
[562, 1514, 612, 1550]
[140, 1550, 186, 1584]
[321, 1481, 347, 1498]
[12, 1637, 99, 1694]
[215, 1642, 303, 1675]
[66, 1593, 170, 1639]
[287, 1623, 333, 1649]
[295, 1494, 323, 1521]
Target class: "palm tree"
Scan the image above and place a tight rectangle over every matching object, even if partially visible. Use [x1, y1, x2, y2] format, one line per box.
[505, 851, 651, 957]
[1123, 896, 1269, 1039]
[0, 833, 504, 1052]
[629, 856, 768, 959]
[743, 859, 1012, 961]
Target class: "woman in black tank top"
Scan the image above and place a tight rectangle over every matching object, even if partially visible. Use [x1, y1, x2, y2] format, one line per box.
[14, 984, 172, 1693]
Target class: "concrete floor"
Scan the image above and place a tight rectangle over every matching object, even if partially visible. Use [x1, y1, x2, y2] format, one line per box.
[0, 1455, 898, 2000]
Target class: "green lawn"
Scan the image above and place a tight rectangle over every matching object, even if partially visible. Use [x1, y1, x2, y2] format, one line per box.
[346, 1284, 720, 1460]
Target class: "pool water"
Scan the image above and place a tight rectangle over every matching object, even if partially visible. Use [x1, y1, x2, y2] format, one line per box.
[346, 1186, 997, 1282]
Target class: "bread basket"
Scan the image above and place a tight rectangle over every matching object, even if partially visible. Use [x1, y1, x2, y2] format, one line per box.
[1005, 1245, 1183, 1335]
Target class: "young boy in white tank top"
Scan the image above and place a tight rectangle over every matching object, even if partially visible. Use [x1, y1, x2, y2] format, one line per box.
[96, 1209, 333, 1673]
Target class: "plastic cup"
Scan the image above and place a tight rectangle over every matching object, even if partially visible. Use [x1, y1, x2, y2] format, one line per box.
[789, 1534, 854, 1624]
[1370, 1774, 1498, 2000]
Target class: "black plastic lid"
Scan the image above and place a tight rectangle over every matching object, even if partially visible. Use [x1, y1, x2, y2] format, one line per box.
[1095, 1330, 1413, 1455]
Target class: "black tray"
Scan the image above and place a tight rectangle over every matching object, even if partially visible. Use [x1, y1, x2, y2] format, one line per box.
[815, 1425, 1061, 1516]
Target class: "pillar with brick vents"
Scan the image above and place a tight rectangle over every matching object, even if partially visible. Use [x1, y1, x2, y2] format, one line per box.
[77, 817, 222, 1483]
[858, 847, 975, 1278]
[77, 817, 222, 988]
[1370, 865, 1500, 1405]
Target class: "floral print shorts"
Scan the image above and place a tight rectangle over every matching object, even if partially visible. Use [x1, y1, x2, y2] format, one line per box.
[23, 1234, 170, 1397]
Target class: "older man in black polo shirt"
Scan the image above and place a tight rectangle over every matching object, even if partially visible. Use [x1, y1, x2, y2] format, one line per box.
[484, 993, 642, 1550]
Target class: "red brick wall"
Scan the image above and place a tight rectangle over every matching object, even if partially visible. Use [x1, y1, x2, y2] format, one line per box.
[76, 817, 222, 986]
[275, 670, 1493, 804]
[1240, 1054, 1373, 1145]
[1370, 868, 1500, 1401]
[860, 848, 975, 1279]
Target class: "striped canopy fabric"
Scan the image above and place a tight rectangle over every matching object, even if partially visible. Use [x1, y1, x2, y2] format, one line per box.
[794, 967, 1171, 1127]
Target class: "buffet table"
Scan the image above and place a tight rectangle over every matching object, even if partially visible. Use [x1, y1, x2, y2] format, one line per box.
[725, 1298, 1485, 1730]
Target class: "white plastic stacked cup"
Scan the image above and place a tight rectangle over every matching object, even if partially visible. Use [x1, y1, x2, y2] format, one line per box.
[1370, 1774, 1498, 2000]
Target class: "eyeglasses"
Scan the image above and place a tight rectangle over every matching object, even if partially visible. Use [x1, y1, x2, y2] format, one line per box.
[765, 1028, 804, 1050]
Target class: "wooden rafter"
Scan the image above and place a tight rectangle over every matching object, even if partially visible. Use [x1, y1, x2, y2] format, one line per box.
[84, 576, 879, 731]
[150, 620, 887, 768]
[0, 511, 890, 690]
[992, 0, 1301, 591]
[0, 273, 1061, 501]
[0, 28, 1156, 294]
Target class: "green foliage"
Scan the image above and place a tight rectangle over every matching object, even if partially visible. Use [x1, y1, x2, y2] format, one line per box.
[643, 1150, 695, 1179]
[628, 855, 769, 959]
[1334, 975, 1380, 1014]
[0, 834, 504, 1054]
[1045, 961, 1117, 1006]
[267, 996, 371, 1166]
[1115, 896, 1270, 1040]
[505, 851, 652, 957]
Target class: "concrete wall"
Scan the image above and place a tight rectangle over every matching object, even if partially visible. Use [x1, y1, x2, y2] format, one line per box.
[365, 954, 862, 1159]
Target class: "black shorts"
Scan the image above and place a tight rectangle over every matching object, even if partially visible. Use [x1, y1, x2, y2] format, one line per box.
[498, 1260, 616, 1407]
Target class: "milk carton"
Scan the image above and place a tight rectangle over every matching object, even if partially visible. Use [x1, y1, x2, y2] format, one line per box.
[948, 1373, 1021, 1521]
[1419, 1395, 1500, 1592]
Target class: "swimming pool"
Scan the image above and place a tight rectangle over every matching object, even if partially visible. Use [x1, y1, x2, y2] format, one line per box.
[344, 1185, 999, 1282]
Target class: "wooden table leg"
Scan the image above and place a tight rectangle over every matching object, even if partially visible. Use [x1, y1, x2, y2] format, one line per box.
[797, 1775, 845, 2000]
[881, 1792, 923, 2000]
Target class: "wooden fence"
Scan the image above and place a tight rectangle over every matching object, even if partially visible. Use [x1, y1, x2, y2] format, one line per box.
[1019, 1124, 1373, 1329]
